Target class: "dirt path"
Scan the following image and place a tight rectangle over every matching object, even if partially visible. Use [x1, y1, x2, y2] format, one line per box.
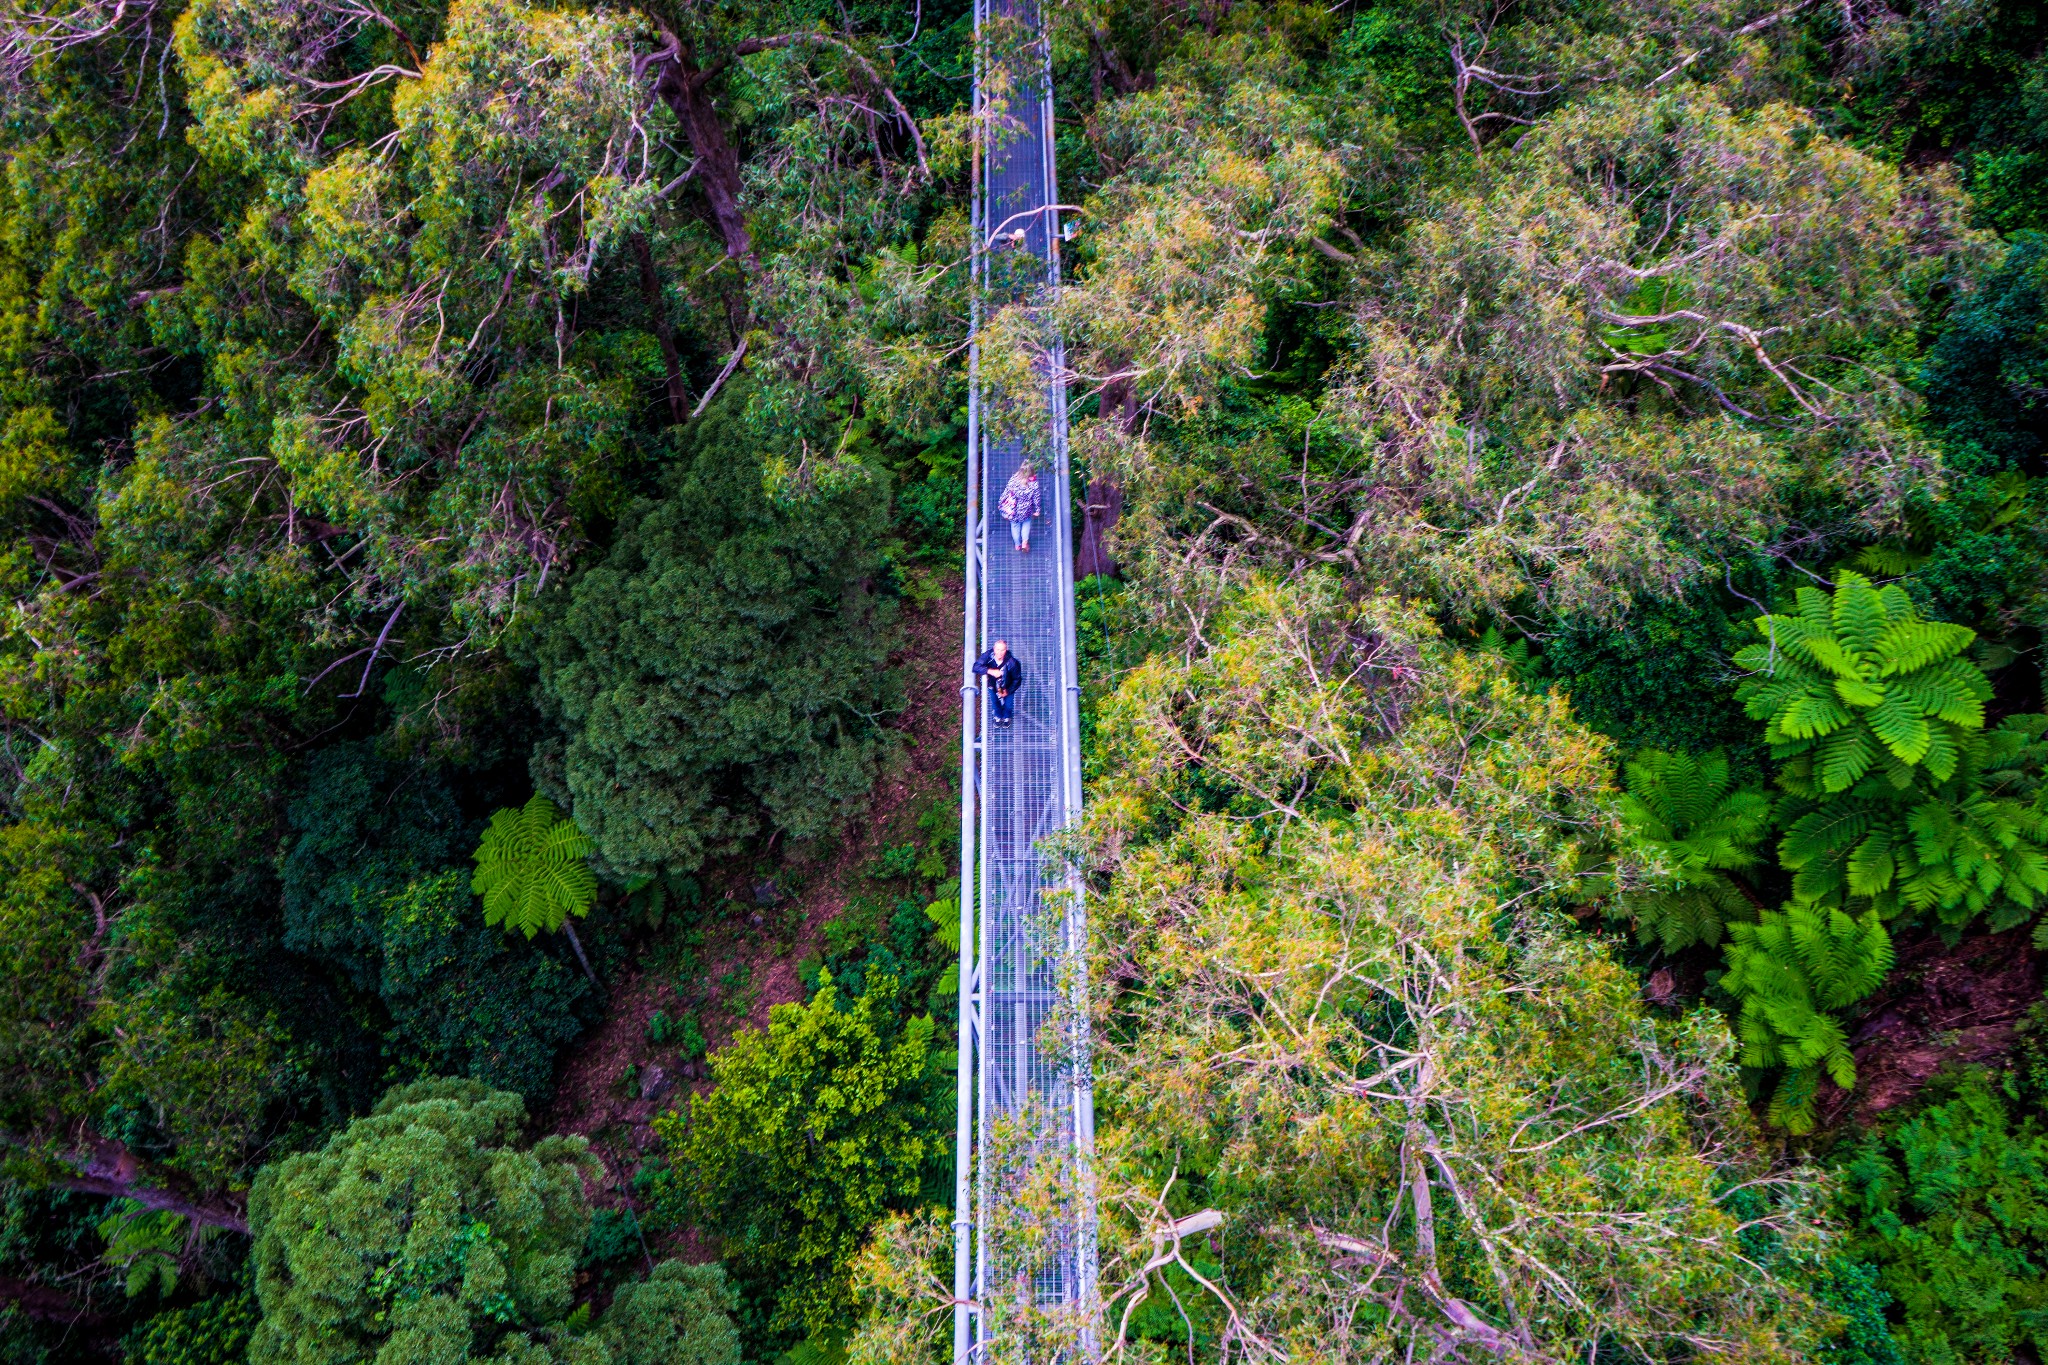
[542, 578, 965, 1208]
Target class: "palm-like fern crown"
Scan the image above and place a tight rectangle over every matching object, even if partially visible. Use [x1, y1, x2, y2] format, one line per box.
[1775, 715, 2048, 929]
[1722, 904, 1895, 1132]
[1618, 749, 1770, 952]
[1734, 571, 1988, 793]
[472, 794, 597, 938]
[1622, 749, 1771, 873]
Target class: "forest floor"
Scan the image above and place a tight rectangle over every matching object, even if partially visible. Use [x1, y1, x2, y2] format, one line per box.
[542, 576, 965, 1242]
[1818, 922, 2042, 1130]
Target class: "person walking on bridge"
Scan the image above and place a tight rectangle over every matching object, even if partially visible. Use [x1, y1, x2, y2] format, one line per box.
[975, 638, 1023, 728]
[998, 459, 1042, 553]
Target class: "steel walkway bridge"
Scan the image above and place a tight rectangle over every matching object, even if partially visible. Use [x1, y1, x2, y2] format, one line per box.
[951, 0, 1098, 1357]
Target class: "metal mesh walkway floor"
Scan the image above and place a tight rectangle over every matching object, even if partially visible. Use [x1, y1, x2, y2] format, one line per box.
[952, 0, 1097, 1355]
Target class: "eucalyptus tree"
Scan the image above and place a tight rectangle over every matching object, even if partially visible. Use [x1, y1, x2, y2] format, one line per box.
[0, 0, 964, 1210]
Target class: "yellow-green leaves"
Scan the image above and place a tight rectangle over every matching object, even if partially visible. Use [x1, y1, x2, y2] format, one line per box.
[1736, 571, 1989, 791]
[659, 975, 936, 1337]
[1074, 572, 1830, 1361]
[472, 794, 596, 939]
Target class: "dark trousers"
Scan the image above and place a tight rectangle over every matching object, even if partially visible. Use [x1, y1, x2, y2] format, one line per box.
[990, 687, 1016, 723]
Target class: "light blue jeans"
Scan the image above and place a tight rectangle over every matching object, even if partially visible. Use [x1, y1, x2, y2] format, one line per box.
[1008, 516, 1032, 549]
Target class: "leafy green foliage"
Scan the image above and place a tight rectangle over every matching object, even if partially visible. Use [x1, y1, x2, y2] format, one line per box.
[1542, 591, 1768, 758]
[888, 573, 1835, 1360]
[473, 796, 598, 939]
[1772, 717, 2048, 934]
[657, 975, 939, 1337]
[1474, 626, 1546, 689]
[246, 1079, 732, 1363]
[1813, 1259, 1905, 1365]
[1838, 1073, 2048, 1365]
[279, 742, 466, 992]
[282, 750, 589, 1099]
[1721, 906, 1895, 1133]
[1618, 749, 1772, 951]
[379, 872, 591, 1099]
[647, 1010, 706, 1061]
[247, 1079, 597, 1363]
[1735, 572, 1990, 793]
[128, 1292, 260, 1365]
[875, 844, 920, 879]
[600, 1261, 742, 1365]
[1924, 234, 2048, 474]
[95, 1201, 185, 1299]
[580, 1209, 641, 1272]
[530, 400, 900, 880]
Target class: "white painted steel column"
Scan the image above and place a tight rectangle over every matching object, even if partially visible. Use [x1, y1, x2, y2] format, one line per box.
[950, 14, 985, 1353]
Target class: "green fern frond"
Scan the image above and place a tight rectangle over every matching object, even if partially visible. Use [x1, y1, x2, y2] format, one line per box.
[473, 794, 597, 938]
[1817, 725, 1879, 791]
[1722, 904, 1889, 1127]
[1831, 573, 1891, 657]
[1873, 620, 1971, 677]
[1865, 690, 1930, 765]
[1794, 585, 1834, 640]
[96, 1200, 186, 1299]
[1767, 1065, 1826, 1135]
[1619, 749, 1771, 952]
[1737, 573, 1992, 793]
[924, 896, 962, 952]
[781, 1330, 849, 1365]
[1476, 625, 1545, 686]
[1847, 544, 1929, 576]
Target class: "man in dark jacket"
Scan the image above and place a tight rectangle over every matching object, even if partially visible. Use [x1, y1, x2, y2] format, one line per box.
[974, 639, 1023, 728]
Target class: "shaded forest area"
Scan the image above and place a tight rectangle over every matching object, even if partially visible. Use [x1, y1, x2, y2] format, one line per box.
[0, 0, 2043, 1360]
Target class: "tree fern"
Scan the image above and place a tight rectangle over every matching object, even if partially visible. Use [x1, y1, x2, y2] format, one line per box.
[1617, 748, 1771, 951]
[1722, 905, 1894, 1133]
[96, 1200, 186, 1298]
[472, 794, 597, 938]
[1776, 716, 2048, 932]
[1734, 571, 1988, 792]
[1476, 625, 1546, 689]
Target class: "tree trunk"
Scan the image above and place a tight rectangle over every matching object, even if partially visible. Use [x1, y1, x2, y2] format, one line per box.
[652, 43, 758, 273]
[1075, 478, 1123, 581]
[631, 231, 690, 423]
[562, 919, 599, 984]
[1076, 376, 1135, 581]
[30, 1134, 251, 1234]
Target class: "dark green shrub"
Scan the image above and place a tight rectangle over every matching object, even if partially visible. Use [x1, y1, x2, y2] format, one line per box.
[530, 398, 900, 880]
[1837, 1072, 2048, 1365]
[1543, 593, 1762, 759]
[581, 1208, 641, 1270]
[127, 1291, 258, 1365]
[647, 1010, 706, 1060]
[379, 872, 590, 1100]
[1814, 1259, 1906, 1365]
[278, 743, 464, 991]
[1923, 234, 2048, 473]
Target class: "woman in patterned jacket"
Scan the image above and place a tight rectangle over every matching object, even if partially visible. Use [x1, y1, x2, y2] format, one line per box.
[997, 459, 1042, 553]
